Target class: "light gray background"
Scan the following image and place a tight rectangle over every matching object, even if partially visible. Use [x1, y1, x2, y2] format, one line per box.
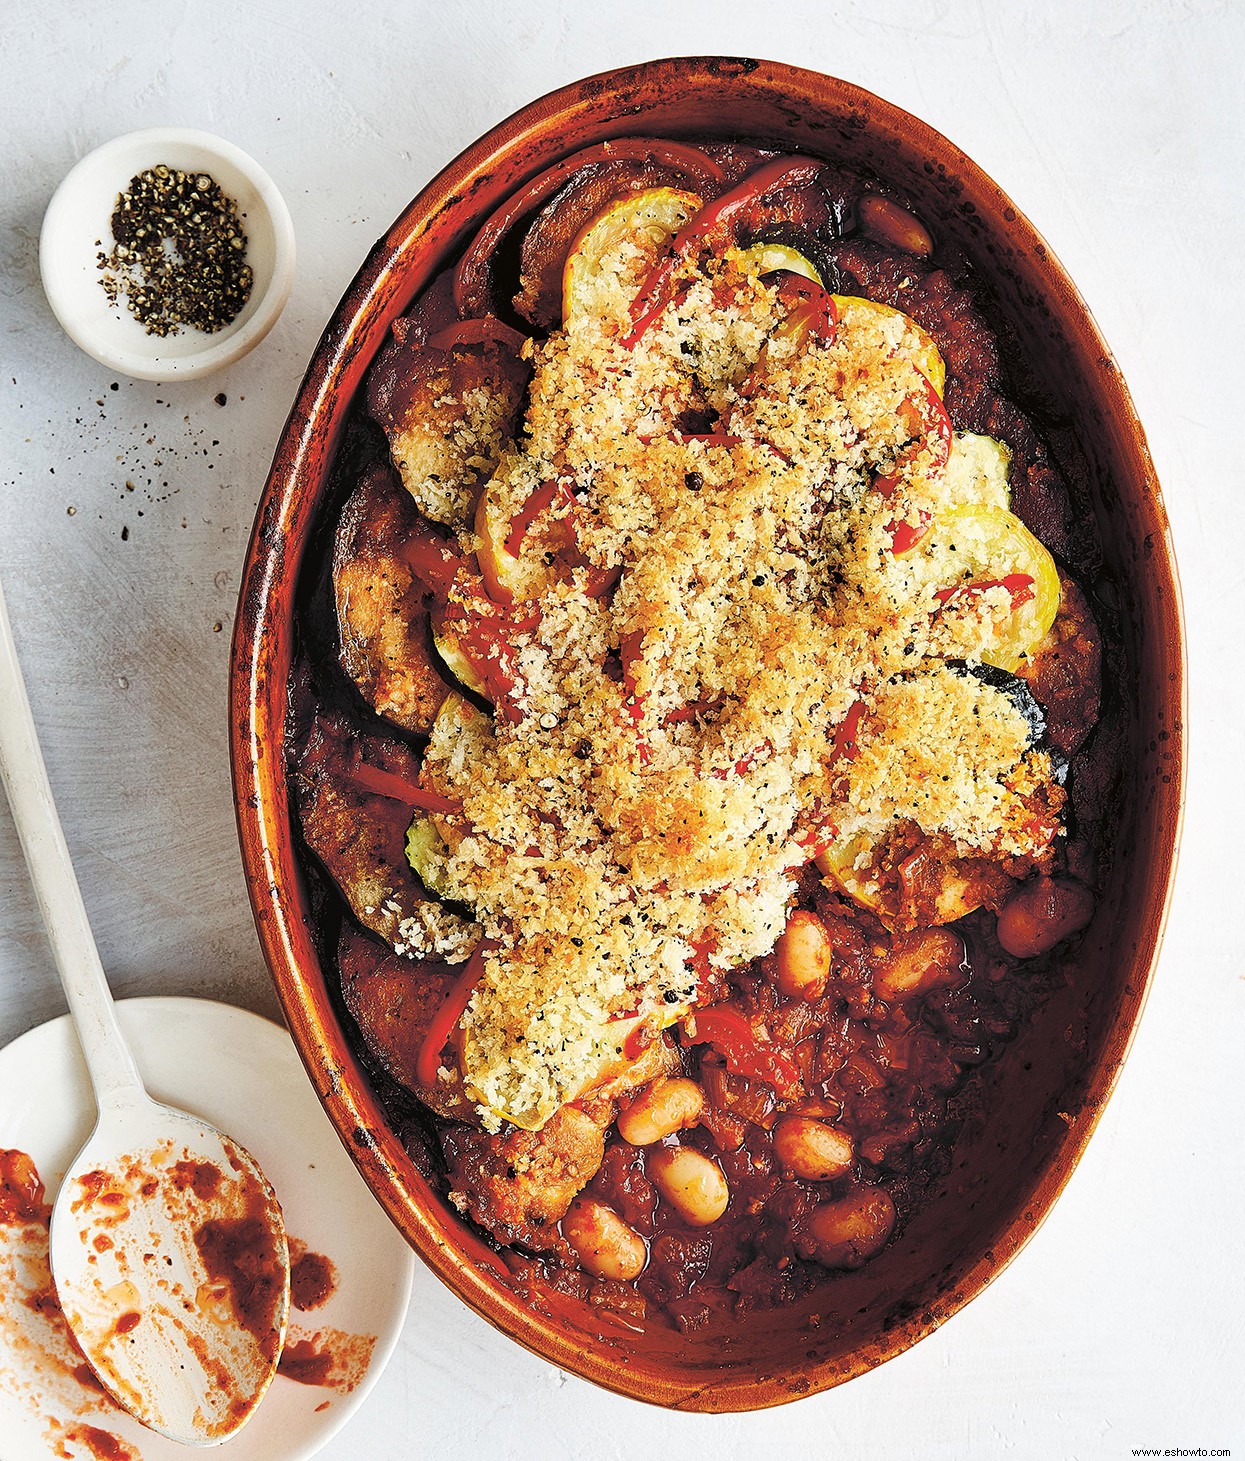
[1, 2, 1241, 1457]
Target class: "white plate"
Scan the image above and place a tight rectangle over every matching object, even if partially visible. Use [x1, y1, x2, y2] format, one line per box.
[0, 997, 414, 1460]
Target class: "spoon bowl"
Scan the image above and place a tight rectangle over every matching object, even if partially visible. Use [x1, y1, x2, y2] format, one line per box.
[50, 1094, 288, 1445]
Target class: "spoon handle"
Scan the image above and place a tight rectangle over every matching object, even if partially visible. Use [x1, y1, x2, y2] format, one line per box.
[0, 576, 143, 1106]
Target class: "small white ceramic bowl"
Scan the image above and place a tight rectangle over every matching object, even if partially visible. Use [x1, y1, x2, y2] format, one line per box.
[40, 127, 296, 381]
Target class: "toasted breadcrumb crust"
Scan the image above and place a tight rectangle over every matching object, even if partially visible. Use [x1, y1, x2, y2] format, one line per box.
[390, 348, 527, 526]
[414, 238, 1063, 1129]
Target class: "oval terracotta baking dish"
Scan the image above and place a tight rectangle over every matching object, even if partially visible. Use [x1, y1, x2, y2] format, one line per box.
[230, 57, 1184, 1410]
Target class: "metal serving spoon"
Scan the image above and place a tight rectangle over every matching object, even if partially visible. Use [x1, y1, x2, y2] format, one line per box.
[0, 576, 289, 1445]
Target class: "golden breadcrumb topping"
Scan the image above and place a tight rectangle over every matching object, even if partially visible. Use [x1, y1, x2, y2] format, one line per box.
[413, 238, 1062, 1129]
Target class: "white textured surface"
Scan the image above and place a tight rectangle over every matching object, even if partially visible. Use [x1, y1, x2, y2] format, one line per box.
[1, 2, 1241, 1456]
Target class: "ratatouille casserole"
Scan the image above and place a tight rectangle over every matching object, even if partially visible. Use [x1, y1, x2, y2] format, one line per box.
[290, 137, 1109, 1329]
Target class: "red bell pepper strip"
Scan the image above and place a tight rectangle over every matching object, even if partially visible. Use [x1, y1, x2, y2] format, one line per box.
[398, 523, 470, 599]
[709, 741, 772, 779]
[626, 155, 825, 335]
[442, 590, 540, 724]
[771, 274, 838, 346]
[887, 509, 932, 555]
[426, 316, 529, 354]
[874, 372, 953, 496]
[662, 706, 699, 725]
[935, 573, 1036, 611]
[622, 1022, 655, 1061]
[453, 138, 726, 316]
[793, 819, 839, 861]
[342, 758, 462, 816]
[681, 1005, 803, 1096]
[618, 283, 692, 349]
[504, 476, 576, 556]
[415, 942, 491, 1088]
[502, 477, 621, 601]
[831, 700, 864, 764]
[618, 628, 652, 766]
[675, 431, 743, 447]
[580, 564, 622, 600]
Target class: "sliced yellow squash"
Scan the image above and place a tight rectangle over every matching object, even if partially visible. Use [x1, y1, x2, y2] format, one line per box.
[832, 294, 946, 398]
[815, 830, 884, 911]
[473, 476, 564, 605]
[429, 603, 490, 701]
[926, 504, 1061, 671]
[405, 813, 456, 899]
[730, 242, 822, 285]
[942, 432, 1011, 511]
[562, 186, 702, 325]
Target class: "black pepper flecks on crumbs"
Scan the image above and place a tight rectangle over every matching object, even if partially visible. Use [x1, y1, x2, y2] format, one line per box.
[96, 165, 253, 337]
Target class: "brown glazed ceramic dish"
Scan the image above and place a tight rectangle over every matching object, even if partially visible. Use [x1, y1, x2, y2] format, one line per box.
[230, 58, 1184, 1409]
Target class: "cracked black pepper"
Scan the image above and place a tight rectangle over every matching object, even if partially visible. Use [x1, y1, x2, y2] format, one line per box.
[96, 164, 253, 337]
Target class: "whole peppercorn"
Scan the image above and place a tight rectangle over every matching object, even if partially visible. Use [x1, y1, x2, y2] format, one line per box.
[96, 165, 253, 336]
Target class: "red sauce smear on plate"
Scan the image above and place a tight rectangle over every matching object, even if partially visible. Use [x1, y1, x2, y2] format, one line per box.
[73, 1361, 106, 1393]
[0, 1147, 52, 1225]
[53, 1423, 138, 1461]
[278, 1337, 334, 1386]
[277, 1324, 377, 1392]
[289, 1240, 337, 1311]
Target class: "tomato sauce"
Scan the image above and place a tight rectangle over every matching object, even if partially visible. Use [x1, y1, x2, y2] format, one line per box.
[193, 1214, 286, 1361]
[0, 1147, 51, 1226]
[289, 1240, 338, 1311]
[277, 1325, 377, 1392]
[52, 1424, 137, 1461]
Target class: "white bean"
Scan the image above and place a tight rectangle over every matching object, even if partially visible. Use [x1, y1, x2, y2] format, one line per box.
[873, 928, 963, 1003]
[997, 877, 1094, 958]
[858, 195, 934, 257]
[647, 1145, 729, 1226]
[617, 1077, 705, 1147]
[774, 909, 832, 1001]
[773, 1116, 854, 1181]
[561, 1197, 647, 1280]
[806, 1187, 896, 1269]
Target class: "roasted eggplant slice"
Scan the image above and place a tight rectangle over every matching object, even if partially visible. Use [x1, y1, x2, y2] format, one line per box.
[337, 922, 476, 1121]
[334, 463, 450, 735]
[366, 313, 529, 528]
[294, 711, 479, 961]
[454, 137, 726, 320]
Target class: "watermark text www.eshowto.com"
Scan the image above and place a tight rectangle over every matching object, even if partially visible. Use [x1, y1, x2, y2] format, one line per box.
[1130, 1449, 1231, 1458]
